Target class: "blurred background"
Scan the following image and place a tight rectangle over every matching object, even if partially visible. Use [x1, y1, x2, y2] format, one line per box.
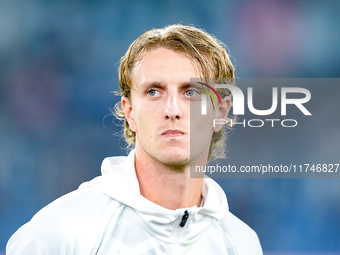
[1, 0, 339, 254]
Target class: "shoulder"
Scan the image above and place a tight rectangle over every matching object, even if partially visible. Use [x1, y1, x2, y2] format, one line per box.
[30, 185, 121, 228]
[7, 186, 122, 255]
[201, 177, 262, 254]
[219, 212, 263, 255]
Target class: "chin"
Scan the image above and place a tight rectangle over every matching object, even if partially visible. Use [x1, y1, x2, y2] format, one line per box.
[165, 157, 190, 166]
[159, 150, 190, 166]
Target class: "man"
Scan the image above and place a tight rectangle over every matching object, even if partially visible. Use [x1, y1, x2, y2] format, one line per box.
[7, 24, 262, 254]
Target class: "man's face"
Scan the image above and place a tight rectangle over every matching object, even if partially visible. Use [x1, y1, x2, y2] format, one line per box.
[122, 47, 225, 166]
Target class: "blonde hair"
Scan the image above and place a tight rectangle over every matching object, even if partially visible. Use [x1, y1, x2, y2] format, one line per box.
[114, 24, 235, 161]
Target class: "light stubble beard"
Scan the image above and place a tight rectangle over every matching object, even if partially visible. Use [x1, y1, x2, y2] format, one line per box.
[147, 150, 191, 174]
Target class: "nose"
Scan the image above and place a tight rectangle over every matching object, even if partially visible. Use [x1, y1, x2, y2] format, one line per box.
[164, 92, 182, 120]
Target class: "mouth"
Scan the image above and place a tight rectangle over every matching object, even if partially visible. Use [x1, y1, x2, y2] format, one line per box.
[161, 129, 185, 137]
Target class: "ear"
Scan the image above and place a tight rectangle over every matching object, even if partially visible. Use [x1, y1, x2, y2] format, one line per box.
[212, 96, 231, 132]
[121, 96, 137, 132]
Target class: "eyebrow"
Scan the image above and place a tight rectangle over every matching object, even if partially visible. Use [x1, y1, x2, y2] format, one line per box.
[141, 81, 165, 90]
[140, 81, 192, 90]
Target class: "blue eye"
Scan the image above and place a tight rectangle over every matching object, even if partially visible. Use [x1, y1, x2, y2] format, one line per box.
[148, 89, 157, 96]
[185, 89, 197, 97]
[185, 89, 201, 100]
[186, 90, 195, 97]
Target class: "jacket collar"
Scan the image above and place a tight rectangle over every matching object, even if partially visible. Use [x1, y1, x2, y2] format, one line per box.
[86, 150, 229, 243]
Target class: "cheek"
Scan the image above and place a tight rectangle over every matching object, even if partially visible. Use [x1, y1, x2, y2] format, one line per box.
[134, 108, 157, 134]
[191, 103, 215, 130]
[191, 114, 215, 137]
[190, 116, 214, 154]
[200, 116, 215, 133]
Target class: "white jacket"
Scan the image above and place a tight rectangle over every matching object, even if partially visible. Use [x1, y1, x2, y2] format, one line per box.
[7, 150, 262, 254]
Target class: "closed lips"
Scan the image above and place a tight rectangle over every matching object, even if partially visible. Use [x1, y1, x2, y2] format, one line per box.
[161, 130, 184, 136]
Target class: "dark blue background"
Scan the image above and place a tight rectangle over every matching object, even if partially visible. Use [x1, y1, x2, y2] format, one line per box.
[1, 0, 340, 253]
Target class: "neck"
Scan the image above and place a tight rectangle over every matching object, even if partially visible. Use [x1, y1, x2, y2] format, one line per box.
[134, 148, 206, 210]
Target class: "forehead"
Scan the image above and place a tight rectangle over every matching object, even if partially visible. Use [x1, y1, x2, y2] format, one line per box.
[130, 47, 200, 88]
